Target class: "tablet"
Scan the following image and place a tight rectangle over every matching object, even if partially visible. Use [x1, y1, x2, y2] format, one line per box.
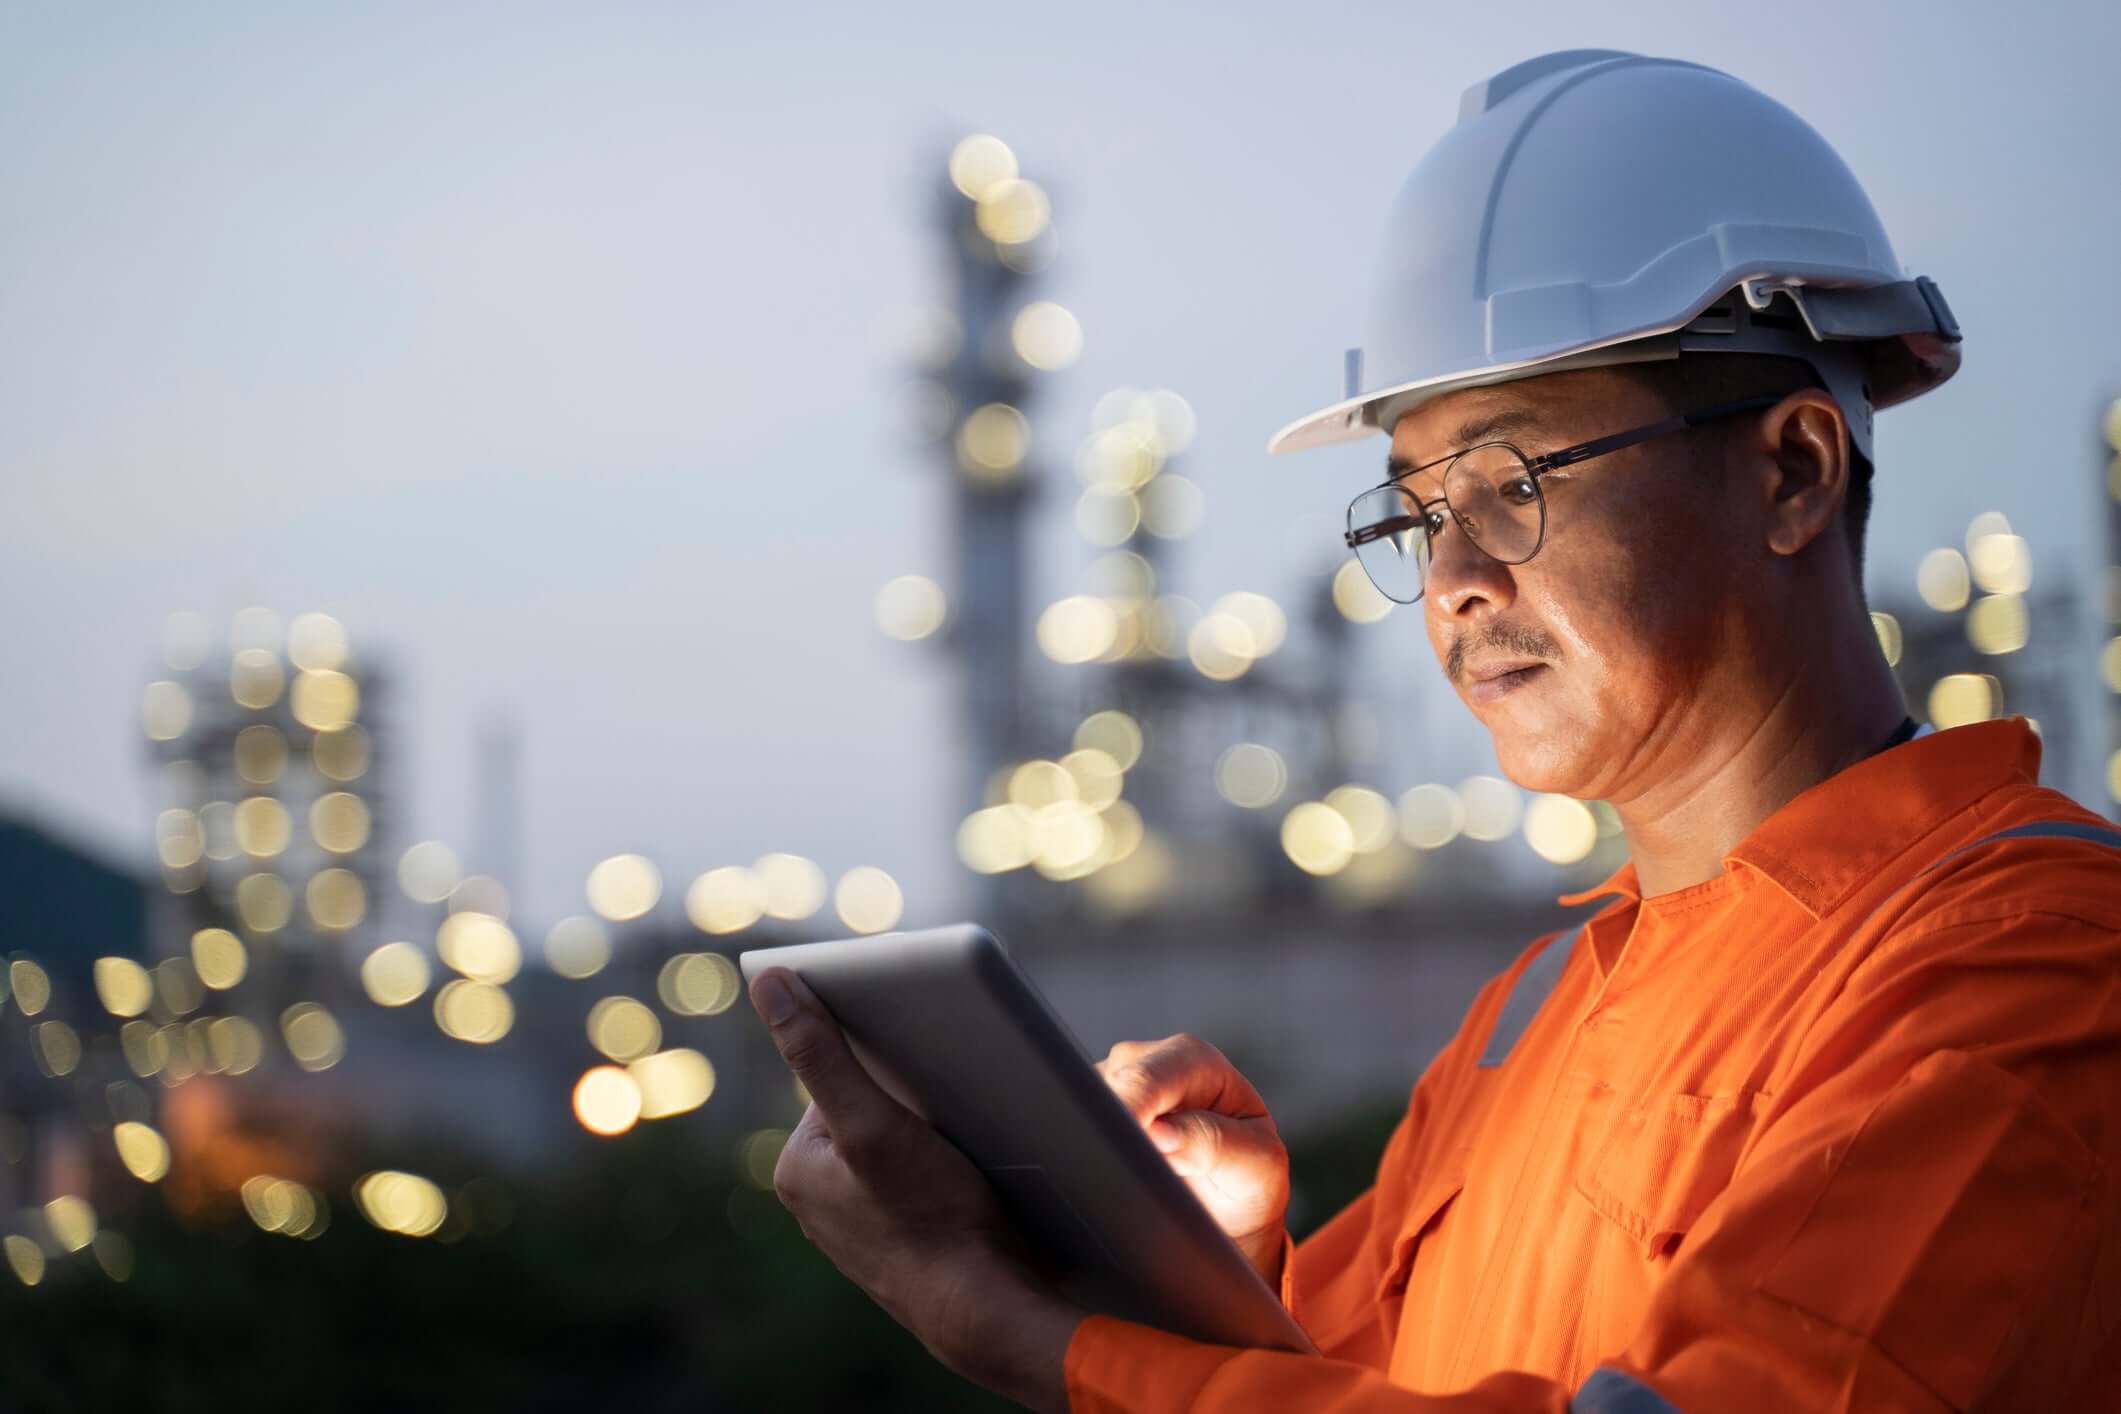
[739, 923, 1316, 1355]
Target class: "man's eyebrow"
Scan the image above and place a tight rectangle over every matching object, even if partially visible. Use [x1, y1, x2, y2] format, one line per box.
[1384, 406, 1547, 480]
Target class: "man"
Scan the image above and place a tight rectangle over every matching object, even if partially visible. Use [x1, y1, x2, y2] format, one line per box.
[747, 50, 2121, 1411]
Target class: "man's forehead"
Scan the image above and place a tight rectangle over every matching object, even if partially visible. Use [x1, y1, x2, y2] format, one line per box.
[1385, 390, 1550, 475]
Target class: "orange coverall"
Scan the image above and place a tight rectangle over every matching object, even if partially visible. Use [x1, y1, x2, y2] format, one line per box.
[1065, 719, 2121, 1412]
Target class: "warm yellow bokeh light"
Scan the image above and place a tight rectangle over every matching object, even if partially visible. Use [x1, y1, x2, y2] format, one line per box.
[1282, 801, 1355, 876]
[34, 1021, 81, 1077]
[574, 1066, 643, 1137]
[587, 854, 661, 921]
[230, 648, 285, 709]
[206, 1016, 264, 1075]
[755, 853, 827, 921]
[312, 724, 371, 781]
[686, 867, 767, 935]
[4, 1235, 43, 1287]
[361, 942, 433, 1007]
[658, 952, 741, 1017]
[44, 1196, 95, 1253]
[957, 805, 1036, 874]
[290, 669, 359, 731]
[1332, 559, 1394, 624]
[629, 1048, 716, 1120]
[1398, 784, 1466, 849]
[1966, 593, 2029, 655]
[437, 912, 521, 984]
[310, 792, 371, 853]
[957, 402, 1030, 479]
[1324, 785, 1396, 854]
[1211, 741, 1286, 809]
[1870, 611, 1903, 667]
[1916, 548, 1971, 612]
[1139, 473, 1205, 539]
[1011, 301, 1082, 371]
[235, 873, 294, 933]
[143, 679, 193, 741]
[2103, 637, 2121, 695]
[234, 724, 288, 785]
[233, 796, 292, 858]
[1929, 673, 2002, 729]
[545, 916, 612, 979]
[397, 840, 461, 903]
[281, 1002, 345, 1071]
[835, 866, 904, 934]
[113, 1121, 171, 1183]
[1460, 776, 1524, 842]
[1524, 795, 1599, 864]
[355, 1170, 447, 1237]
[156, 807, 205, 870]
[306, 868, 366, 932]
[287, 612, 349, 672]
[1073, 710, 1143, 771]
[191, 927, 247, 989]
[434, 979, 514, 1043]
[1037, 595, 1120, 665]
[587, 995, 662, 1062]
[1967, 532, 2031, 596]
[947, 133, 1017, 200]
[975, 177, 1050, 245]
[875, 574, 949, 641]
[1061, 748, 1124, 810]
[1187, 612, 1255, 681]
[94, 957, 153, 1018]
[9, 958, 50, 1016]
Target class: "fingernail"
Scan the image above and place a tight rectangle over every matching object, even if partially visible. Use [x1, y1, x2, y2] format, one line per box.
[754, 974, 797, 1025]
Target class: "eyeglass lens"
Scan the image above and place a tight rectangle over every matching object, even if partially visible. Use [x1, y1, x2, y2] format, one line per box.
[1347, 444, 1546, 603]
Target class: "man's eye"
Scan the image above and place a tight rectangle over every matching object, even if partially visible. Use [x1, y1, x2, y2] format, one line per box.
[1499, 477, 1539, 507]
[1422, 509, 1449, 536]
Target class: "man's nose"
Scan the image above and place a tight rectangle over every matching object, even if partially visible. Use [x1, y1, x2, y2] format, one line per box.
[1424, 514, 1517, 619]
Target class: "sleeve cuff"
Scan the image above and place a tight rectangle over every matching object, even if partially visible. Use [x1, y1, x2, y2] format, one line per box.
[1064, 1313, 1246, 1414]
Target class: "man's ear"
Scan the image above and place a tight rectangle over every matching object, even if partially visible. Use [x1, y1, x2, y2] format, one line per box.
[1752, 389, 1849, 558]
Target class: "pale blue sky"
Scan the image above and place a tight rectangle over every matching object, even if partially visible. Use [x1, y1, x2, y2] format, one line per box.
[3, 1, 2117, 926]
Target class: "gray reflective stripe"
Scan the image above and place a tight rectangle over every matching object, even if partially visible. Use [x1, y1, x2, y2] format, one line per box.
[1573, 1367, 1684, 1413]
[1476, 925, 1581, 1068]
[1920, 820, 2121, 876]
[1861, 819, 2121, 934]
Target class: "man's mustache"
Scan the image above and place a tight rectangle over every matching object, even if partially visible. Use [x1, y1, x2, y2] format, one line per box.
[1446, 624, 1559, 684]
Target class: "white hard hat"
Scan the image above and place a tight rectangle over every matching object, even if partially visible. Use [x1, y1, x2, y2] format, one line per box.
[1270, 49, 1961, 463]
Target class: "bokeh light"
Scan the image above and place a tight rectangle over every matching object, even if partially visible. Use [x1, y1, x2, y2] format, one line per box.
[1459, 776, 1524, 842]
[398, 840, 462, 903]
[361, 942, 433, 1007]
[755, 853, 827, 920]
[629, 1049, 716, 1120]
[686, 867, 767, 935]
[1929, 673, 2002, 728]
[1916, 548, 1971, 612]
[1011, 301, 1082, 370]
[191, 927, 247, 989]
[587, 996, 662, 1063]
[545, 916, 612, 979]
[1281, 802, 1355, 876]
[1524, 795, 1599, 864]
[587, 854, 662, 921]
[573, 1066, 642, 1137]
[658, 952, 741, 1017]
[875, 574, 949, 641]
[834, 866, 903, 933]
[1073, 710, 1143, 771]
[355, 1171, 446, 1238]
[281, 1002, 346, 1072]
[1332, 559, 1394, 623]
[435, 980, 514, 1044]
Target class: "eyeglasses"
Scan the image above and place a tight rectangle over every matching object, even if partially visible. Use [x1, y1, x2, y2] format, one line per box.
[1341, 396, 1783, 605]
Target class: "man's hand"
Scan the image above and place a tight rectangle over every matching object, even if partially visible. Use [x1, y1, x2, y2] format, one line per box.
[747, 967, 1084, 1413]
[1095, 1034, 1290, 1288]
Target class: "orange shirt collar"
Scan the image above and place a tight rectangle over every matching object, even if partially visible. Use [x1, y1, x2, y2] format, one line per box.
[1556, 719, 2043, 919]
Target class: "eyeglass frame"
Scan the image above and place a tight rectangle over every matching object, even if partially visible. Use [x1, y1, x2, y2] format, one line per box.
[1342, 393, 1786, 600]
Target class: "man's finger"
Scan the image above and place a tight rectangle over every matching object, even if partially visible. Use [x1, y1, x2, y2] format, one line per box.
[1102, 1035, 1269, 1128]
[748, 968, 894, 1151]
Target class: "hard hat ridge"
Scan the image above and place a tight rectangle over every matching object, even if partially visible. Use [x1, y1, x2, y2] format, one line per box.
[1271, 49, 1961, 462]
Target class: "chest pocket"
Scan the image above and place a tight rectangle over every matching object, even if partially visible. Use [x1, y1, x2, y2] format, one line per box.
[1573, 1088, 1766, 1260]
[1376, 1168, 1469, 1303]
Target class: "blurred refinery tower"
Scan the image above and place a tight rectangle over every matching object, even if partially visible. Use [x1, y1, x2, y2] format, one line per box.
[141, 610, 392, 1026]
[910, 135, 1451, 936]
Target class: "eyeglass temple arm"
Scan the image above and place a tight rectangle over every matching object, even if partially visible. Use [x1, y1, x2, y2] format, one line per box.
[1345, 515, 1422, 549]
[1527, 394, 1784, 472]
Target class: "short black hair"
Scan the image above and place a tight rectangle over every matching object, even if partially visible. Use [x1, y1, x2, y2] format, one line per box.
[1611, 353, 1874, 581]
